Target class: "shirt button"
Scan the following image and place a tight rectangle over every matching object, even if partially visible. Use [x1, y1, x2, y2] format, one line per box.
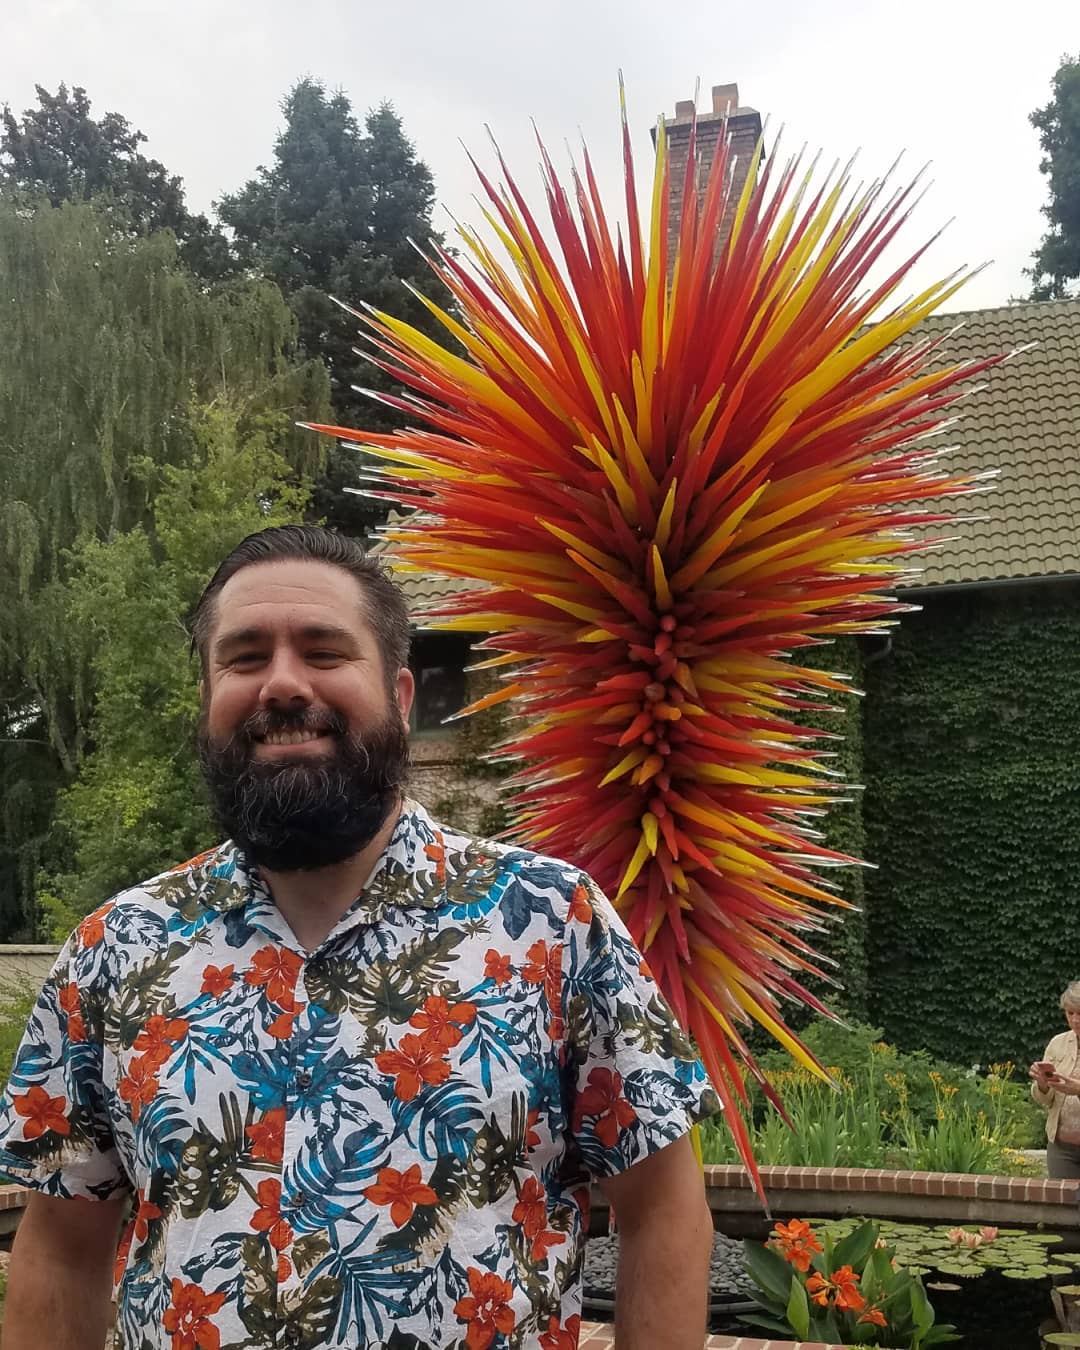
[296, 1070, 312, 1091]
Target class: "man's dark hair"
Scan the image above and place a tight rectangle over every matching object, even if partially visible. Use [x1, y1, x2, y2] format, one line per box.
[190, 525, 411, 680]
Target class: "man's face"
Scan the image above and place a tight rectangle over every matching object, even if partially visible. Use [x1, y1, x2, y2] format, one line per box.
[197, 559, 415, 872]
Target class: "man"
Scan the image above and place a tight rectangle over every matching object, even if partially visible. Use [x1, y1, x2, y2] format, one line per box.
[0, 525, 717, 1350]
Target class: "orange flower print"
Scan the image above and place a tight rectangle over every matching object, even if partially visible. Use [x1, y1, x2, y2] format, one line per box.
[453, 1267, 516, 1350]
[511, 1175, 548, 1239]
[423, 837, 447, 882]
[364, 1163, 439, 1227]
[522, 940, 563, 1038]
[276, 1253, 292, 1285]
[375, 1033, 451, 1102]
[409, 995, 477, 1049]
[114, 1221, 134, 1286]
[539, 1313, 581, 1349]
[244, 945, 302, 1005]
[76, 900, 114, 948]
[12, 1085, 70, 1140]
[528, 1228, 566, 1263]
[133, 1015, 189, 1071]
[569, 882, 593, 924]
[162, 1277, 227, 1350]
[266, 1010, 297, 1041]
[484, 949, 512, 986]
[573, 1068, 637, 1148]
[250, 1178, 293, 1252]
[118, 1056, 160, 1123]
[525, 1107, 542, 1151]
[246, 1107, 286, 1164]
[57, 982, 86, 1043]
[200, 964, 234, 998]
[133, 1193, 163, 1241]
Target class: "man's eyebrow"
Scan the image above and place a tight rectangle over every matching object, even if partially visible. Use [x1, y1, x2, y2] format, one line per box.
[213, 623, 359, 655]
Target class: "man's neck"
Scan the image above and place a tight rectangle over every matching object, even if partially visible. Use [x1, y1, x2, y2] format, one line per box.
[255, 799, 403, 952]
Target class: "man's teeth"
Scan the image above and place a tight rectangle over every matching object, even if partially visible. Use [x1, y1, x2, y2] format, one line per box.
[263, 730, 323, 745]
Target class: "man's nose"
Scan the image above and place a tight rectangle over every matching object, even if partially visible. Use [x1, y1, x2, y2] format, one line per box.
[259, 651, 314, 706]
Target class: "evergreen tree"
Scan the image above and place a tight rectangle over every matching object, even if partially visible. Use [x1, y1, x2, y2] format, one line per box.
[218, 79, 452, 535]
[0, 83, 232, 281]
[1028, 54, 1080, 300]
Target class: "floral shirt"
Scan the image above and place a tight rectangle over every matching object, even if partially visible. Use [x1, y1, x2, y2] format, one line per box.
[0, 802, 717, 1350]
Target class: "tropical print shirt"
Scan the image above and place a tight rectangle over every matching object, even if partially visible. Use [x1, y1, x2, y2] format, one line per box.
[0, 801, 717, 1350]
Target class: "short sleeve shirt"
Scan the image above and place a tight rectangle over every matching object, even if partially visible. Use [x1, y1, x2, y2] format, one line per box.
[0, 802, 718, 1350]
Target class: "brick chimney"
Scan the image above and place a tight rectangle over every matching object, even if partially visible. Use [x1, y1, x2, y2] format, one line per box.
[653, 83, 763, 267]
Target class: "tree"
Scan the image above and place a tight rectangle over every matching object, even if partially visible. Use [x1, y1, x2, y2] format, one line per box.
[41, 403, 312, 933]
[1028, 55, 1080, 300]
[0, 196, 329, 936]
[0, 83, 232, 281]
[218, 79, 453, 535]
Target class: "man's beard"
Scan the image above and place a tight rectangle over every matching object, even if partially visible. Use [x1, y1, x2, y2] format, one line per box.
[197, 703, 410, 872]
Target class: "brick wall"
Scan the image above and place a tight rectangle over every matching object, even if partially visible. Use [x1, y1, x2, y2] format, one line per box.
[657, 83, 763, 268]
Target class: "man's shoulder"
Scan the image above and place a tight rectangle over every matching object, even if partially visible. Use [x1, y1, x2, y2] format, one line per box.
[77, 842, 235, 934]
[430, 815, 592, 893]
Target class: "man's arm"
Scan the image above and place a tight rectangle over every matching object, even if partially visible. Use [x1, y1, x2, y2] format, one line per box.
[598, 1133, 713, 1350]
[2, 1192, 128, 1350]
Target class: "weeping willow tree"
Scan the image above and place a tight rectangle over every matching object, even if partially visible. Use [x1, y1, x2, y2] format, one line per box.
[0, 197, 329, 936]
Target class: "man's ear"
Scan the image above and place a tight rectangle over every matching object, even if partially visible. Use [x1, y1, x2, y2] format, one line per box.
[396, 667, 415, 730]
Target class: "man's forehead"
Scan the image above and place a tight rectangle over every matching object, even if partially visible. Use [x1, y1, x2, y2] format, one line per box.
[212, 560, 372, 637]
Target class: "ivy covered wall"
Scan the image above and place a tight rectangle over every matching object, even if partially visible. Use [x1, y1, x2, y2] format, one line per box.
[862, 582, 1080, 1067]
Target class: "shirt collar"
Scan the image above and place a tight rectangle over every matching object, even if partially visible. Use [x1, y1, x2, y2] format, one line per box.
[195, 799, 450, 932]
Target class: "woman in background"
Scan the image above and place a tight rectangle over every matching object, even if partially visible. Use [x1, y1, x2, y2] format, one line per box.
[1030, 980, 1080, 1178]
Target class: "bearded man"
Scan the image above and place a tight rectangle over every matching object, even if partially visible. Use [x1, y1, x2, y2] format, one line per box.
[0, 525, 716, 1350]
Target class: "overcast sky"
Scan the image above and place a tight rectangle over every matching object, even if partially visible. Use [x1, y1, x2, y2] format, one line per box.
[2, 0, 1076, 313]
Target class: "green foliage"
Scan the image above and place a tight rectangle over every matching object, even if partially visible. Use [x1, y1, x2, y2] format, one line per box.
[1028, 55, 1080, 300]
[698, 1021, 1042, 1169]
[743, 1217, 959, 1347]
[862, 585, 1080, 1067]
[0, 979, 43, 1095]
[41, 401, 314, 934]
[0, 194, 328, 937]
[218, 79, 453, 536]
[0, 83, 232, 280]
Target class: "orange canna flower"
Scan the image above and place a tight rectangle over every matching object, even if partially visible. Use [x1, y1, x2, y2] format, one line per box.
[859, 1304, 889, 1328]
[162, 1277, 227, 1350]
[806, 1265, 865, 1314]
[409, 995, 478, 1049]
[454, 1267, 516, 1350]
[12, 1084, 70, 1139]
[770, 1218, 823, 1273]
[375, 1033, 452, 1102]
[364, 1164, 438, 1228]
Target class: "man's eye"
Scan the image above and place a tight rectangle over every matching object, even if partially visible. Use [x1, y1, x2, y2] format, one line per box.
[308, 651, 343, 662]
[231, 652, 264, 666]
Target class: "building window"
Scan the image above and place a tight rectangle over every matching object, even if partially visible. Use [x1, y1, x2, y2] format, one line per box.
[409, 633, 475, 734]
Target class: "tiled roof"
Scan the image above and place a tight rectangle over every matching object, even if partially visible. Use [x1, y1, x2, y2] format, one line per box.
[899, 297, 1080, 587]
[374, 299, 1080, 609]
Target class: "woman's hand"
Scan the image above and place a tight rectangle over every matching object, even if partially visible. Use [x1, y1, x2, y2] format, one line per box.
[1049, 1072, 1080, 1097]
[1030, 1060, 1056, 1090]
